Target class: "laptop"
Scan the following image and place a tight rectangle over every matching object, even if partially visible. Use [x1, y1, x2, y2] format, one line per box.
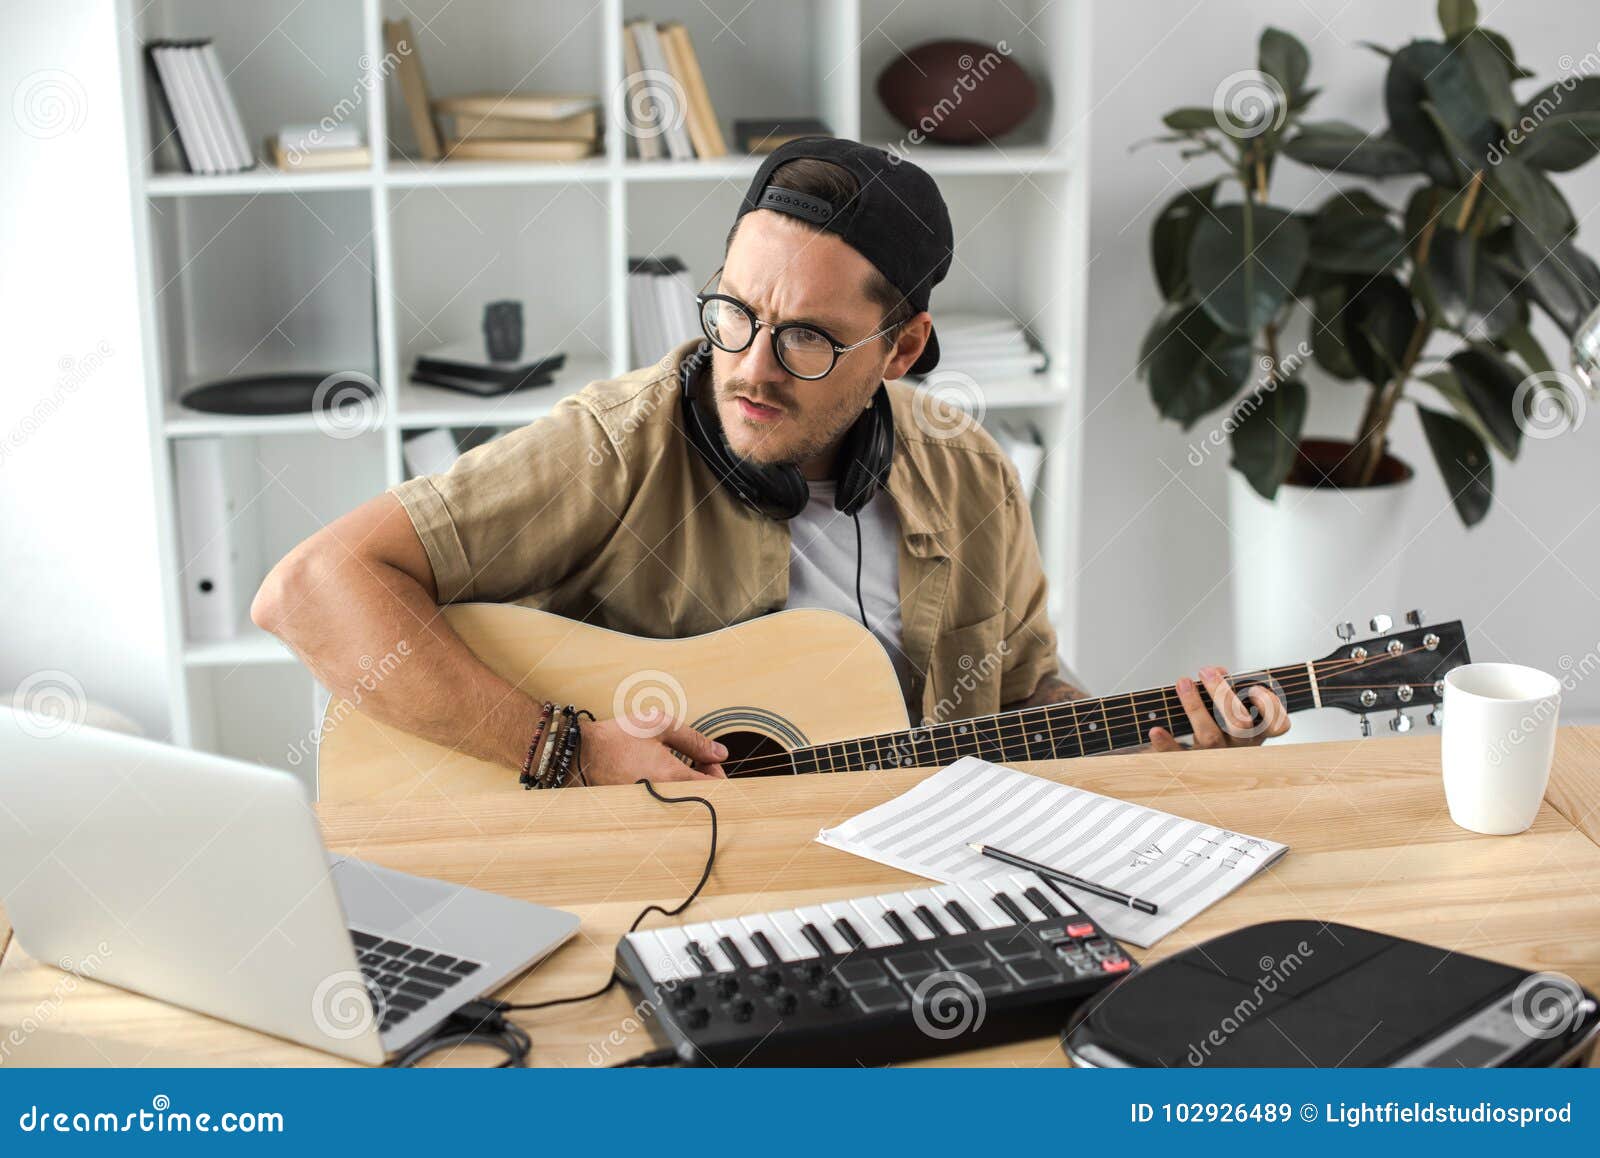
[0, 709, 580, 1064]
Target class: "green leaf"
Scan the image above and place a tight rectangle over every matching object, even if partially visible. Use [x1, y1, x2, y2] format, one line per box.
[1447, 345, 1525, 457]
[1309, 213, 1406, 273]
[1387, 41, 1496, 182]
[1516, 112, 1600, 172]
[1162, 107, 1221, 132]
[1426, 227, 1517, 338]
[1506, 223, 1600, 336]
[1499, 321, 1555, 377]
[1282, 120, 1420, 175]
[1459, 29, 1517, 127]
[1317, 188, 1393, 220]
[1141, 302, 1253, 428]
[1489, 158, 1576, 248]
[1150, 181, 1219, 301]
[1311, 284, 1360, 380]
[1420, 366, 1502, 452]
[1516, 76, 1600, 125]
[1476, 28, 1533, 79]
[1259, 28, 1311, 103]
[1230, 378, 1308, 499]
[1345, 275, 1420, 385]
[1438, 0, 1477, 39]
[1419, 405, 1494, 526]
[1188, 203, 1310, 336]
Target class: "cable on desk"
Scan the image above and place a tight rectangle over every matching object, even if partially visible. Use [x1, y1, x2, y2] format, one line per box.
[501, 778, 718, 1013]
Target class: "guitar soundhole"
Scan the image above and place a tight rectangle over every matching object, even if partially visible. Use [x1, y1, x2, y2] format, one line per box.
[717, 730, 792, 777]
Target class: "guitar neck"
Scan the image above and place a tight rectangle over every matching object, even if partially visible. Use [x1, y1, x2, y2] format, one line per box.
[785, 662, 1319, 774]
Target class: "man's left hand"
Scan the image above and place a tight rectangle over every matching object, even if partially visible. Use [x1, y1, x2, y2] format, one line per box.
[1147, 665, 1290, 751]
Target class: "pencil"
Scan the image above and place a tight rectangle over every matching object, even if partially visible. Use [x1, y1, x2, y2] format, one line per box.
[968, 841, 1159, 915]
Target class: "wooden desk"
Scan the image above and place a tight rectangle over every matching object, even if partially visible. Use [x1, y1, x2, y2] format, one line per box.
[4, 730, 1599, 1067]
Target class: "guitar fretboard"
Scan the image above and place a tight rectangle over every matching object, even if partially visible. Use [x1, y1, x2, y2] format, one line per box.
[774, 664, 1315, 775]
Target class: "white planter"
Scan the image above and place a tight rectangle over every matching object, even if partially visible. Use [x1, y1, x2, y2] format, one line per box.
[1227, 446, 1415, 743]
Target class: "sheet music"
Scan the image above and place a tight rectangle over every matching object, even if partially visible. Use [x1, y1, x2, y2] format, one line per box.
[815, 757, 1288, 947]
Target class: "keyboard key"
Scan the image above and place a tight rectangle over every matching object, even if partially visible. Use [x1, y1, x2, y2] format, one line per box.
[943, 899, 980, 933]
[627, 930, 687, 983]
[388, 993, 427, 1012]
[800, 923, 834, 957]
[1102, 958, 1132, 974]
[376, 941, 409, 958]
[768, 911, 820, 960]
[1007, 956, 1063, 986]
[449, 960, 480, 976]
[913, 904, 950, 937]
[358, 951, 384, 967]
[833, 918, 866, 951]
[351, 931, 380, 949]
[991, 890, 1030, 925]
[653, 927, 699, 976]
[988, 939, 1039, 964]
[881, 908, 918, 944]
[428, 953, 460, 971]
[846, 896, 902, 947]
[961, 965, 1014, 995]
[749, 930, 783, 967]
[935, 943, 990, 971]
[949, 882, 1013, 929]
[404, 948, 434, 964]
[716, 936, 749, 970]
[405, 965, 459, 989]
[399, 978, 444, 1000]
[1022, 887, 1061, 919]
[792, 907, 850, 954]
[1066, 921, 1095, 938]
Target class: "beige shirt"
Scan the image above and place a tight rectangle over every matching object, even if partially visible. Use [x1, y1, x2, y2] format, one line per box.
[391, 340, 1059, 725]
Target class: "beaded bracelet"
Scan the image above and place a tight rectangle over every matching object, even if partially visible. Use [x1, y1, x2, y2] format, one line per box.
[532, 703, 565, 788]
[547, 705, 583, 788]
[519, 702, 556, 790]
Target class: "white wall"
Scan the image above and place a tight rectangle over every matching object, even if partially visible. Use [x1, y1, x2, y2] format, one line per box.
[1075, 0, 1600, 727]
[0, 0, 172, 736]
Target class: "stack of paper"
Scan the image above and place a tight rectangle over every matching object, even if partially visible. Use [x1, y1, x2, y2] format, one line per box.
[923, 313, 1048, 381]
[629, 257, 701, 367]
[817, 757, 1288, 947]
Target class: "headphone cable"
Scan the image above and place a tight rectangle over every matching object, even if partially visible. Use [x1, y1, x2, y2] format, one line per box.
[852, 511, 870, 631]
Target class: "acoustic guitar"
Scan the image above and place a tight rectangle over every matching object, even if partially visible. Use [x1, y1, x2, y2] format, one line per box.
[315, 604, 1471, 803]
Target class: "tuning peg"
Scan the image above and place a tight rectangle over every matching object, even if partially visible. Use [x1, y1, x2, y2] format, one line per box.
[1405, 609, 1424, 627]
[1358, 713, 1372, 737]
[1336, 622, 1356, 641]
[1427, 708, 1442, 727]
[1370, 613, 1393, 633]
[1389, 710, 1413, 733]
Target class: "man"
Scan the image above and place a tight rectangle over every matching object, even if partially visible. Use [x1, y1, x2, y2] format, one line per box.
[253, 139, 1288, 785]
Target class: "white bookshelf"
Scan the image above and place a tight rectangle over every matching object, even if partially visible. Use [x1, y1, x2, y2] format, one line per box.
[117, 0, 1092, 785]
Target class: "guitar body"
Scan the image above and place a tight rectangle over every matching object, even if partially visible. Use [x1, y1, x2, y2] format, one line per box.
[316, 605, 910, 803]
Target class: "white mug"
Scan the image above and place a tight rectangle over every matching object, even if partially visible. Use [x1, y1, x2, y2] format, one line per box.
[1441, 663, 1562, 835]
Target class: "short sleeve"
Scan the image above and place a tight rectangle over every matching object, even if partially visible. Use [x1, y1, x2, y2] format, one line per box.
[997, 462, 1060, 705]
[389, 396, 631, 605]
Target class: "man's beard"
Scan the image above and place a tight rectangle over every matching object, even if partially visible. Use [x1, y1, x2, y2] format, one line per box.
[711, 369, 875, 468]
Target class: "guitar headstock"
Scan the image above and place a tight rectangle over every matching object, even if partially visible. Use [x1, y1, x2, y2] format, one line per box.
[1312, 612, 1471, 734]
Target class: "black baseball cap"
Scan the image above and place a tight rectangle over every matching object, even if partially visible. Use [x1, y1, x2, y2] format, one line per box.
[735, 137, 953, 375]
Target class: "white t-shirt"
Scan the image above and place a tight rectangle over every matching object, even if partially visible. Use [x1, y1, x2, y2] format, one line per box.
[784, 480, 918, 708]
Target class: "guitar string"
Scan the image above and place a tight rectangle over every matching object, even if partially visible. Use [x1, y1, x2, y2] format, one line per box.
[720, 649, 1433, 777]
[715, 645, 1449, 778]
[721, 648, 1435, 775]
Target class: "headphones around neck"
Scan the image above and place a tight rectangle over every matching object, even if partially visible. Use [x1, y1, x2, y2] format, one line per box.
[677, 342, 895, 521]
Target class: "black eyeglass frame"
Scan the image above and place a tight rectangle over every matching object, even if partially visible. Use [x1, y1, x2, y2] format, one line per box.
[694, 268, 901, 381]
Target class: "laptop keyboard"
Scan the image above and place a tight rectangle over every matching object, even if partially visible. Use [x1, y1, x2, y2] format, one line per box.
[350, 930, 483, 1035]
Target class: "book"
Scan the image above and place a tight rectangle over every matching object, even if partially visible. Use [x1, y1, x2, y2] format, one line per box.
[628, 257, 699, 366]
[266, 139, 371, 171]
[198, 43, 253, 168]
[439, 137, 594, 162]
[413, 341, 566, 394]
[436, 108, 598, 143]
[734, 117, 832, 154]
[385, 18, 442, 160]
[276, 121, 362, 152]
[662, 23, 726, 157]
[629, 21, 694, 160]
[433, 92, 598, 121]
[409, 368, 558, 397]
[621, 21, 660, 161]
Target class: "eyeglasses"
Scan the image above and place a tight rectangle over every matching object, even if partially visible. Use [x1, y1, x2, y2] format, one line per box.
[695, 269, 900, 381]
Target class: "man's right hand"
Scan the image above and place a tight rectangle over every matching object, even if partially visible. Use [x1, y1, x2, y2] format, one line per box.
[577, 717, 728, 785]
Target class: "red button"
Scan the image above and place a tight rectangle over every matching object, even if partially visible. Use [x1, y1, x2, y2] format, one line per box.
[1066, 922, 1095, 938]
[1101, 958, 1131, 973]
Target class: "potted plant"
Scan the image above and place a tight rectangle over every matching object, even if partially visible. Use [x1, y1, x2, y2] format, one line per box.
[1141, 0, 1600, 680]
